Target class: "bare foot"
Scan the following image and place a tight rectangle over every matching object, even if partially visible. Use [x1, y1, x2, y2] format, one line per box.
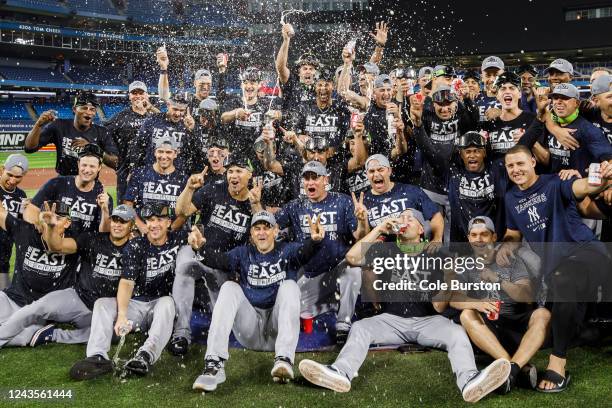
[538, 355, 566, 390]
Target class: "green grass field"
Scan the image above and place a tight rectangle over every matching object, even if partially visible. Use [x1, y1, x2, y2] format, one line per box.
[1, 150, 611, 407]
[1, 151, 56, 169]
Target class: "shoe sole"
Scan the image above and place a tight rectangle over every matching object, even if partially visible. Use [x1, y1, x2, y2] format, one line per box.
[298, 360, 350, 393]
[124, 363, 148, 376]
[70, 365, 112, 380]
[29, 324, 54, 347]
[271, 363, 294, 383]
[463, 359, 511, 403]
[193, 371, 226, 392]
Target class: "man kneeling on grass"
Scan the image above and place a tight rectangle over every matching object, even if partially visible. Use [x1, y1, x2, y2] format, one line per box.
[189, 211, 324, 392]
[299, 209, 511, 403]
[70, 203, 187, 379]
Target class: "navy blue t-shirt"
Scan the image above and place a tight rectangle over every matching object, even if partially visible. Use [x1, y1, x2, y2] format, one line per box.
[448, 161, 508, 242]
[295, 99, 350, 148]
[475, 94, 501, 123]
[74, 232, 127, 309]
[27, 119, 118, 176]
[363, 183, 440, 228]
[192, 182, 253, 253]
[544, 116, 612, 175]
[480, 111, 536, 163]
[582, 107, 612, 145]
[276, 192, 357, 277]
[124, 165, 188, 213]
[3, 215, 78, 306]
[32, 176, 112, 236]
[121, 230, 188, 301]
[505, 174, 607, 275]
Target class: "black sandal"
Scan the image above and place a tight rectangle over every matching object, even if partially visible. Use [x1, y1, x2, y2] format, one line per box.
[536, 369, 571, 393]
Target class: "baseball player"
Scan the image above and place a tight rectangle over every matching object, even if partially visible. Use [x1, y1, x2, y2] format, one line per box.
[0, 204, 135, 348]
[24, 144, 113, 236]
[189, 211, 324, 391]
[0, 154, 28, 290]
[0, 201, 79, 347]
[300, 209, 511, 403]
[69, 203, 186, 379]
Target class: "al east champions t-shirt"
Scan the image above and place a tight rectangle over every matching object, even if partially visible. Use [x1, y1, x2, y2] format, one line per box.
[3, 215, 78, 306]
[104, 107, 152, 174]
[475, 94, 501, 123]
[125, 166, 188, 212]
[481, 111, 536, 163]
[32, 176, 112, 236]
[280, 75, 316, 114]
[192, 183, 253, 253]
[32, 119, 117, 176]
[363, 183, 440, 228]
[295, 99, 350, 148]
[276, 192, 357, 277]
[121, 230, 187, 301]
[505, 174, 607, 275]
[74, 232, 127, 309]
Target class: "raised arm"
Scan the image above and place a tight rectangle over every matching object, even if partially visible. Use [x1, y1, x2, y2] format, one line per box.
[275, 24, 293, 84]
[156, 46, 170, 102]
[176, 168, 207, 217]
[24, 111, 55, 152]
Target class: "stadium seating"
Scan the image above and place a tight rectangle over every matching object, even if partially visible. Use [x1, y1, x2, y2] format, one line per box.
[3, 0, 70, 14]
[0, 102, 31, 120]
[65, 0, 123, 17]
[102, 103, 128, 118]
[32, 102, 75, 119]
[66, 65, 126, 87]
[0, 66, 68, 83]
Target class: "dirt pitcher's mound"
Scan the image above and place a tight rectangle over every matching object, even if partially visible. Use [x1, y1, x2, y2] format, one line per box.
[21, 168, 117, 190]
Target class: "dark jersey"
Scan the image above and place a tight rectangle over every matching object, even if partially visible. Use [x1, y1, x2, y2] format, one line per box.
[26, 119, 118, 176]
[32, 176, 112, 236]
[1, 186, 26, 219]
[481, 111, 536, 163]
[475, 94, 501, 123]
[192, 182, 253, 253]
[74, 232, 127, 309]
[125, 166, 188, 213]
[280, 75, 316, 114]
[295, 99, 350, 148]
[3, 215, 78, 306]
[104, 107, 152, 174]
[121, 230, 187, 301]
[363, 103, 394, 158]
[582, 107, 612, 145]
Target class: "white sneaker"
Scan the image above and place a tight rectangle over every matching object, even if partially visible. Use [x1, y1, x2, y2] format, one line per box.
[298, 359, 351, 393]
[462, 358, 511, 403]
[193, 358, 226, 392]
[271, 356, 294, 383]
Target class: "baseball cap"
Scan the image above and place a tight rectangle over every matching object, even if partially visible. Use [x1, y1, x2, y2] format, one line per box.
[301, 161, 328, 177]
[468, 216, 496, 233]
[226, 155, 254, 171]
[251, 210, 277, 227]
[373, 74, 392, 89]
[78, 143, 104, 160]
[404, 208, 426, 228]
[494, 71, 521, 88]
[549, 83, 580, 100]
[73, 91, 99, 108]
[481, 56, 505, 71]
[154, 136, 178, 150]
[365, 154, 391, 171]
[240, 67, 262, 82]
[209, 138, 229, 149]
[457, 131, 486, 149]
[198, 98, 218, 111]
[111, 204, 136, 221]
[431, 85, 457, 103]
[433, 65, 456, 78]
[3, 153, 28, 173]
[128, 81, 147, 93]
[141, 202, 171, 219]
[544, 59, 573, 75]
[305, 136, 329, 152]
[358, 62, 380, 76]
[517, 64, 538, 76]
[316, 67, 334, 82]
[295, 52, 320, 68]
[463, 70, 480, 82]
[194, 69, 212, 81]
[591, 74, 612, 96]
[418, 66, 434, 79]
[168, 92, 190, 107]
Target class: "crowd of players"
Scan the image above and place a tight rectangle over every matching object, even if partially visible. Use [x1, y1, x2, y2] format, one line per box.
[0, 20, 611, 403]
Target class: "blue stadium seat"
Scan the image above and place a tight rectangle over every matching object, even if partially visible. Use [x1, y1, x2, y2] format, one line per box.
[32, 102, 75, 119]
[102, 103, 128, 118]
[0, 66, 68, 83]
[4, 0, 70, 14]
[64, 0, 121, 16]
[67, 65, 125, 86]
[0, 102, 31, 120]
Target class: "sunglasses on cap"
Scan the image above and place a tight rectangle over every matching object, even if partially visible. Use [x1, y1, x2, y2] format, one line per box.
[305, 137, 329, 152]
[140, 204, 171, 219]
[110, 215, 131, 224]
[457, 132, 486, 149]
[209, 138, 229, 149]
[432, 89, 457, 104]
[254, 139, 267, 153]
[433, 66, 455, 78]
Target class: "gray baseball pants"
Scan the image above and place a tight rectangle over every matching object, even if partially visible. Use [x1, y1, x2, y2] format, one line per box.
[0, 288, 91, 347]
[332, 313, 479, 391]
[86, 296, 175, 363]
[205, 280, 300, 363]
[171, 245, 228, 340]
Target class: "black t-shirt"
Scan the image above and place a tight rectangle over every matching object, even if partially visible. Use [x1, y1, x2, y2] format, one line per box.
[280, 75, 316, 114]
[342, 160, 370, 195]
[295, 99, 350, 148]
[75, 232, 127, 309]
[32, 176, 112, 236]
[28, 119, 118, 176]
[121, 230, 188, 301]
[1, 185, 27, 243]
[582, 107, 612, 145]
[192, 182, 253, 253]
[480, 111, 536, 163]
[251, 159, 289, 208]
[124, 166, 188, 213]
[364, 103, 394, 158]
[104, 107, 152, 174]
[3, 215, 78, 306]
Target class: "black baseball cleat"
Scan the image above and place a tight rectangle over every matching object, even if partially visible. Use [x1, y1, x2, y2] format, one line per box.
[124, 351, 153, 376]
[167, 336, 189, 356]
[30, 324, 55, 347]
[70, 355, 113, 380]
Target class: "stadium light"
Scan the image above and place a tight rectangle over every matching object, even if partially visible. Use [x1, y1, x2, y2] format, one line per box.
[0, 90, 56, 97]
